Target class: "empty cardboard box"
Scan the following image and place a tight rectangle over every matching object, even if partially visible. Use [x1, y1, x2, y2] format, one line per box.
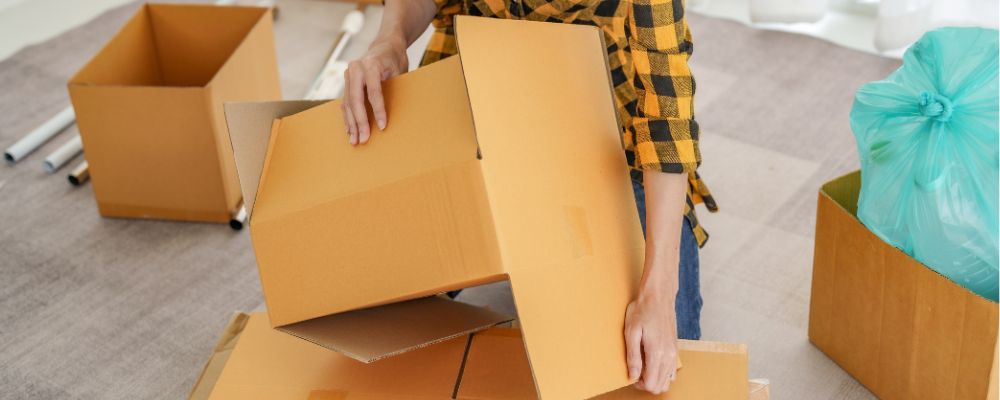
[68, 3, 281, 223]
[225, 16, 646, 399]
[809, 171, 1000, 400]
[188, 312, 754, 400]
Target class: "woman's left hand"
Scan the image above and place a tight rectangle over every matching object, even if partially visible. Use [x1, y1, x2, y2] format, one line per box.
[625, 289, 679, 394]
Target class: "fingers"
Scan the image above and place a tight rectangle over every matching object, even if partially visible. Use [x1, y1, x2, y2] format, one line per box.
[346, 60, 371, 145]
[639, 335, 663, 394]
[364, 62, 387, 131]
[341, 69, 358, 145]
[657, 343, 679, 393]
[657, 356, 675, 394]
[344, 102, 358, 145]
[624, 304, 643, 382]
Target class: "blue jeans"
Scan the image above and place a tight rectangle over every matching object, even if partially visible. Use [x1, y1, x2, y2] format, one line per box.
[632, 178, 703, 340]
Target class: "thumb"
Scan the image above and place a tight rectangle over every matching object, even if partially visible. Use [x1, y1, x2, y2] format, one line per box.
[625, 304, 643, 381]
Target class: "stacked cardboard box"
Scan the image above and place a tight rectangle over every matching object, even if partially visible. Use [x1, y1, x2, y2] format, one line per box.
[187, 312, 761, 400]
[68, 4, 281, 223]
[809, 171, 999, 400]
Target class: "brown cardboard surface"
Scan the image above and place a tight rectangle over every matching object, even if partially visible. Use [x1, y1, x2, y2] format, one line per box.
[67, 4, 281, 223]
[455, 329, 749, 400]
[188, 313, 250, 400]
[227, 15, 642, 399]
[279, 296, 512, 363]
[250, 57, 506, 326]
[206, 313, 463, 400]
[453, 16, 644, 399]
[192, 314, 753, 400]
[809, 171, 1000, 400]
[224, 100, 327, 214]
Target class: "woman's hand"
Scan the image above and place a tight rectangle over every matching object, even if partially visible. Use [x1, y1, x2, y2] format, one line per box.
[340, 0, 437, 145]
[625, 170, 689, 394]
[342, 37, 408, 145]
[625, 288, 679, 394]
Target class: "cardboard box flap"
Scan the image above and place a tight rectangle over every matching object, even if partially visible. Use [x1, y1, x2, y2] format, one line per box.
[224, 100, 327, 216]
[276, 296, 511, 363]
[251, 56, 479, 224]
[454, 15, 645, 399]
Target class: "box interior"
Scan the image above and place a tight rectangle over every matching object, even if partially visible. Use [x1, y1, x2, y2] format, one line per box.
[70, 4, 267, 87]
[819, 171, 861, 216]
[277, 296, 512, 363]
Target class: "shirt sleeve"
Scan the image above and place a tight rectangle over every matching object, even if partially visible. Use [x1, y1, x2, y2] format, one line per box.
[626, 0, 701, 174]
[418, 0, 462, 65]
[430, 0, 463, 27]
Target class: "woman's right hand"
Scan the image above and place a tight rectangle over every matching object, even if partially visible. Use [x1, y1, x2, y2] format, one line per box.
[342, 36, 409, 146]
[340, 0, 437, 145]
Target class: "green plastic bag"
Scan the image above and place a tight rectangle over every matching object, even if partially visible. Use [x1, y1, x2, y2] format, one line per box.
[850, 27, 999, 301]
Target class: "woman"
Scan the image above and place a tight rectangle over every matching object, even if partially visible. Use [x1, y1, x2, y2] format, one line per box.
[340, 0, 717, 394]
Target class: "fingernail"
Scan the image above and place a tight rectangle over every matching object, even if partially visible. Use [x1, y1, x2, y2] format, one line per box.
[377, 118, 386, 130]
[629, 368, 638, 380]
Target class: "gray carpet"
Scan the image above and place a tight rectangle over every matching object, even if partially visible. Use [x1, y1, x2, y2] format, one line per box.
[0, 1, 900, 399]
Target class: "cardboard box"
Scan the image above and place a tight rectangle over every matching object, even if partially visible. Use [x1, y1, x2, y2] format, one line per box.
[188, 312, 756, 400]
[458, 326, 750, 400]
[225, 16, 645, 399]
[809, 171, 1000, 400]
[68, 4, 281, 223]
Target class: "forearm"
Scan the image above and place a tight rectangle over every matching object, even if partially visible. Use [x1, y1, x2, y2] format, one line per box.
[377, 0, 437, 47]
[637, 170, 688, 304]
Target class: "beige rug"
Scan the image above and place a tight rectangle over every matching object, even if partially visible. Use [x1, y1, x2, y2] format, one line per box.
[0, 1, 899, 399]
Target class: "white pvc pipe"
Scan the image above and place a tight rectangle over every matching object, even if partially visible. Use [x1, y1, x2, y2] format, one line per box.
[214, 0, 237, 5]
[4, 106, 75, 164]
[42, 134, 82, 173]
[68, 160, 89, 186]
[230, 204, 248, 230]
[304, 10, 365, 100]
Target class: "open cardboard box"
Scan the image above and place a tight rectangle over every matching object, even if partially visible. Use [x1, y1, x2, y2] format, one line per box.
[809, 171, 1000, 400]
[224, 16, 652, 399]
[188, 312, 761, 400]
[67, 3, 281, 223]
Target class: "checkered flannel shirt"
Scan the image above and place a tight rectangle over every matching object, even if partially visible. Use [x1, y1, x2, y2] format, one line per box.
[421, 0, 717, 246]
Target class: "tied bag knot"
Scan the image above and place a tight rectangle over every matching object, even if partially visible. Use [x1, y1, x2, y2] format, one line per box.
[918, 91, 954, 122]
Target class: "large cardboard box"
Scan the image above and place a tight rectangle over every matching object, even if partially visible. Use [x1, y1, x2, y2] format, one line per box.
[68, 4, 281, 223]
[188, 312, 756, 400]
[809, 171, 1000, 400]
[225, 16, 645, 399]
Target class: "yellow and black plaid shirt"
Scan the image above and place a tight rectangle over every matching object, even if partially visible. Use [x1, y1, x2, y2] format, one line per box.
[421, 0, 717, 246]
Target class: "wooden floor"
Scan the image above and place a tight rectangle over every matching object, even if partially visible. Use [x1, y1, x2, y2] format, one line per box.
[0, 1, 899, 399]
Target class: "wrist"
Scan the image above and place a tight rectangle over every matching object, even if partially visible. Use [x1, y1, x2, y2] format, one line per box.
[371, 30, 407, 52]
[637, 251, 679, 305]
